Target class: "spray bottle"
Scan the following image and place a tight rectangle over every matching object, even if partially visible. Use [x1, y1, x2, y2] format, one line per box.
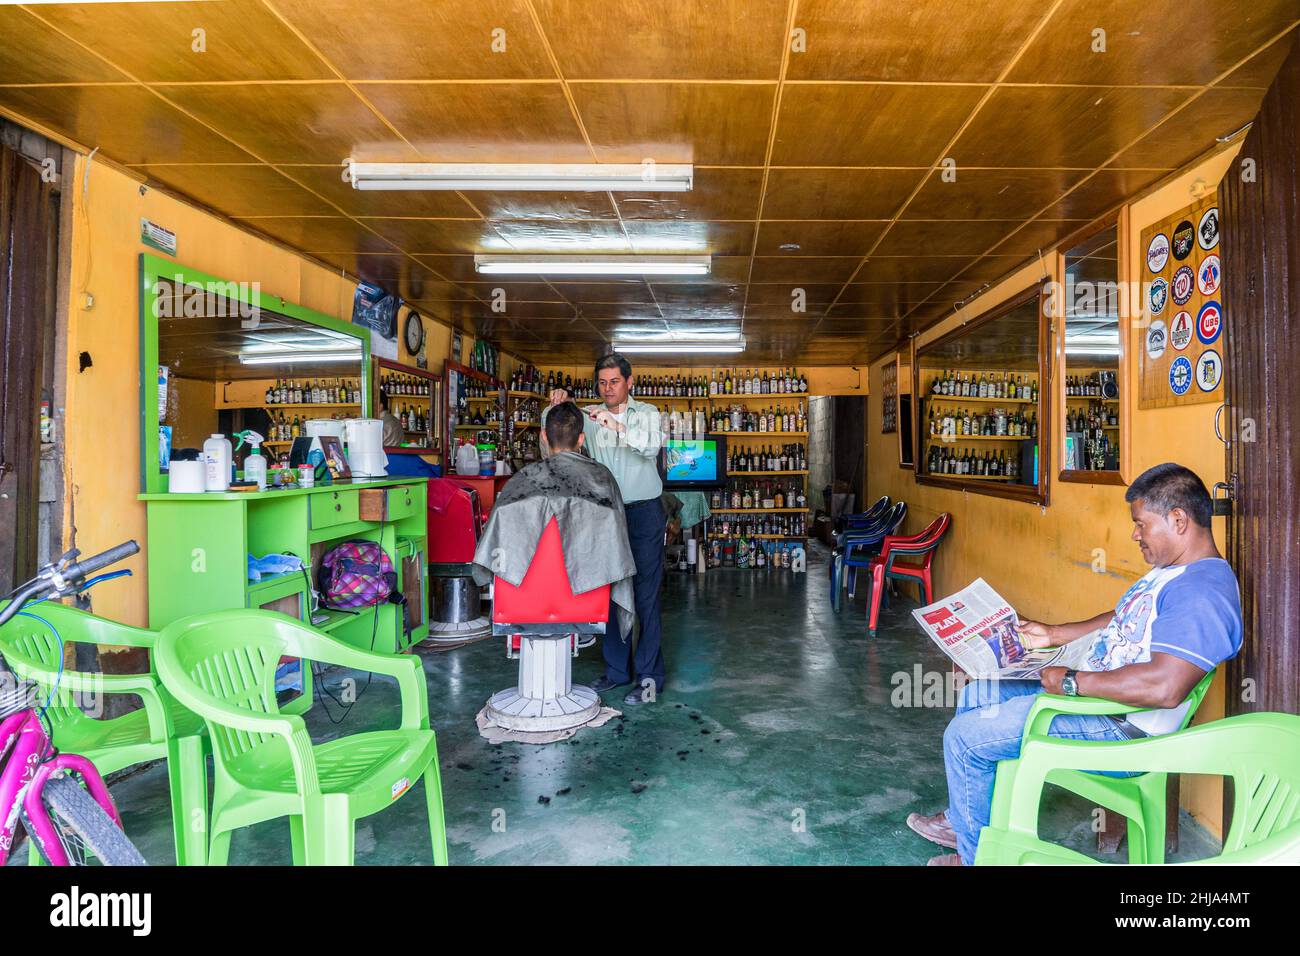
[235, 429, 267, 491]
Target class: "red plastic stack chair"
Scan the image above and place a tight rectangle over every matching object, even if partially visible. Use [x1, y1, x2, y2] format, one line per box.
[865, 513, 952, 637]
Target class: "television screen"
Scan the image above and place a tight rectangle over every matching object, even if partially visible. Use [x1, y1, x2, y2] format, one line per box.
[662, 437, 726, 488]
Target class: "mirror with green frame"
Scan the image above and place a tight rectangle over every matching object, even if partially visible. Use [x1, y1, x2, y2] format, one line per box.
[139, 255, 370, 493]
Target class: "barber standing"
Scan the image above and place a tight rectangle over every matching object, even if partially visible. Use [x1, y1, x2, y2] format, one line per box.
[544, 353, 665, 705]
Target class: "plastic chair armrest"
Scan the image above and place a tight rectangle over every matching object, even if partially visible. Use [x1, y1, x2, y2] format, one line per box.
[307, 640, 430, 730]
[8, 656, 176, 744]
[1023, 693, 1143, 741]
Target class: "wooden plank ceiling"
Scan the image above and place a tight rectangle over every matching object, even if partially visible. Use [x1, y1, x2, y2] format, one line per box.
[1, 0, 1294, 365]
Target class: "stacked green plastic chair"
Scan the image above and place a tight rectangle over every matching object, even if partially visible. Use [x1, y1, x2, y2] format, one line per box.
[0, 601, 209, 865]
[154, 609, 447, 866]
[976, 712, 1300, 865]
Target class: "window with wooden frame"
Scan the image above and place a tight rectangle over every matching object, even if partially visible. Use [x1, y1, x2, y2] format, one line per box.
[913, 284, 1051, 505]
[1055, 215, 1128, 485]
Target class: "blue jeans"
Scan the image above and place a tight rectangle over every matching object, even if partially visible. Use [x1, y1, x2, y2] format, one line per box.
[943, 678, 1134, 864]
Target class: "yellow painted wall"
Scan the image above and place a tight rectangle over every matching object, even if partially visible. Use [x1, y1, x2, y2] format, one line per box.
[864, 147, 1238, 835]
[61, 158, 466, 628]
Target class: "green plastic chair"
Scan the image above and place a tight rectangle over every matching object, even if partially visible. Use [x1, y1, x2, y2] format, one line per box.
[976, 712, 1300, 865]
[154, 609, 448, 866]
[0, 601, 209, 866]
[998, 668, 1216, 864]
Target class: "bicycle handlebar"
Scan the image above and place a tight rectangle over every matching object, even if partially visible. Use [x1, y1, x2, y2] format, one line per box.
[0, 540, 139, 630]
[63, 541, 139, 583]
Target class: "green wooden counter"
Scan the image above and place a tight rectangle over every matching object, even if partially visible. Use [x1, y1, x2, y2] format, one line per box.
[139, 478, 428, 660]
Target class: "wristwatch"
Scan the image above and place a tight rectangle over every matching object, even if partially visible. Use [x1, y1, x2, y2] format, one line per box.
[1061, 669, 1079, 697]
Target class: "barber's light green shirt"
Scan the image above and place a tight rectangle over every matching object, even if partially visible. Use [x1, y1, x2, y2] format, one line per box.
[542, 397, 663, 504]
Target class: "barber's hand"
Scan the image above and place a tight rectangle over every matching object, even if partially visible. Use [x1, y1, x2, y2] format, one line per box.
[588, 408, 618, 430]
[1039, 666, 1066, 695]
[548, 388, 569, 406]
[1018, 619, 1055, 649]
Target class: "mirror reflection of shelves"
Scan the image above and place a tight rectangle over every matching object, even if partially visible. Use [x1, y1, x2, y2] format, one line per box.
[375, 357, 442, 456]
[919, 364, 1040, 484]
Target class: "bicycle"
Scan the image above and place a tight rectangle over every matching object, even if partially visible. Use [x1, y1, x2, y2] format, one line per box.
[0, 541, 147, 866]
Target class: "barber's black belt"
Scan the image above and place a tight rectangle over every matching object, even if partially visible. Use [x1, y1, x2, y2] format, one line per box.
[625, 499, 658, 510]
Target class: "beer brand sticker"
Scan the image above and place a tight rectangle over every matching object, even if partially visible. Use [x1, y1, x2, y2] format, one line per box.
[1146, 233, 1170, 273]
[1198, 206, 1220, 250]
[1196, 349, 1223, 391]
[1148, 278, 1169, 315]
[1169, 356, 1193, 395]
[1145, 319, 1167, 359]
[1172, 219, 1195, 260]
[1197, 300, 1223, 345]
[1170, 310, 1193, 351]
[1197, 254, 1221, 295]
[1171, 265, 1195, 305]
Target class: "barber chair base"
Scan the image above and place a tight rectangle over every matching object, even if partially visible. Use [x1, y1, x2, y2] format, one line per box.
[484, 633, 602, 733]
[427, 570, 492, 642]
[425, 616, 492, 643]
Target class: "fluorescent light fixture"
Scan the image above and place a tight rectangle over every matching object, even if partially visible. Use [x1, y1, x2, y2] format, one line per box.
[345, 161, 693, 193]
[475, 255, 710, 277]
[239, 352, 360, 365]
[612, 339, 746, 354]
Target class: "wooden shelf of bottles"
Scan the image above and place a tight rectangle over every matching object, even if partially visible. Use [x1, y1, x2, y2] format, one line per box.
[727, 470, 807, 476]
[710, 534, 806, 541]
[254, 402, 360, 410]
[709, 431, 807, 438]
[711, 507, 809, 514]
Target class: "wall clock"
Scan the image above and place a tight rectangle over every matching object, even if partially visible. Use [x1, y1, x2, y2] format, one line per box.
[404, 309, 425, 356]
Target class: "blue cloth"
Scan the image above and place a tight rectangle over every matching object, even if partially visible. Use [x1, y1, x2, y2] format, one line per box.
[1082, 557, 1241, 735]
[247, 553, 304, 582]
[604, 499, 666, 690]
[943, 678, 1136, 864]
[383, 456, 441, 478]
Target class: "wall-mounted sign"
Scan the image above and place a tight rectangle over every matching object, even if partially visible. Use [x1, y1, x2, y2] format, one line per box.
[1138, 191, 1224, 409]
[141, 218, 176, 256]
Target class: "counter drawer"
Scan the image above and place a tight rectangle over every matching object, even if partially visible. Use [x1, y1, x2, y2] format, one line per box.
[359, 486, 419, 523]
[309, 489, 358, 529]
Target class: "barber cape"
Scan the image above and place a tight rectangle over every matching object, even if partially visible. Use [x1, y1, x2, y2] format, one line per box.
[472, 451, 637, 638]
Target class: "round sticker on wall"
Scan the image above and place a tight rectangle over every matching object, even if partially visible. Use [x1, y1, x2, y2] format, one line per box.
[1146, 233, 1170, 273]
[1170, 310, 1193, 351]
[1148, 278, 1169, 315]
[1198, 207, 1220, 250]
[1171, 265, 1195, 305]
[1196, 350, 1223, 391]
[1197, 254, 1221, 295]
[1145, 319, 1167, 360]
[1197, 300, 1223, 345]
[1169, 356, 1193, 396]
[1172, 220, 1196, 260]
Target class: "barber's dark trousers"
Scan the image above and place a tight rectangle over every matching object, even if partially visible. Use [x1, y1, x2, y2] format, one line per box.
[604, 499, 666, 690]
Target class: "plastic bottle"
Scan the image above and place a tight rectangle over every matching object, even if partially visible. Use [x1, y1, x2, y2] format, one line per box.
[203, 434, 232, 492]
[244, 436, 267, 491]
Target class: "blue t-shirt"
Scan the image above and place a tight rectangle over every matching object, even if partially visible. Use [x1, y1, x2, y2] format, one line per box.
[1083, 557, 1241, 735]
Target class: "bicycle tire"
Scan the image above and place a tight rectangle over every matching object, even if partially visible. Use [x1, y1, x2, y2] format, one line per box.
[22, 775, 147, 866]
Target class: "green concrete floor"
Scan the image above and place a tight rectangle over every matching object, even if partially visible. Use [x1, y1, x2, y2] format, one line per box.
[17, 543, 1218, 865]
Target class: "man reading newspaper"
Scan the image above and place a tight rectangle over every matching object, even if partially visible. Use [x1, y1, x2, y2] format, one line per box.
[906, 463, 1242, 865]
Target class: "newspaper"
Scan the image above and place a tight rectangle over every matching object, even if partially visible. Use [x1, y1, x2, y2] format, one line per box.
[912, 578, 1094, 679]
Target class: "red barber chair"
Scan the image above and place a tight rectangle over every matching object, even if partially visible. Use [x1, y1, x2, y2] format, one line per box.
[425, 477, 491, 642]
[485, 518, 609, 732]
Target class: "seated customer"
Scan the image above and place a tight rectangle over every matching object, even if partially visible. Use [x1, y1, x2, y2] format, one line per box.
[906, 462, 1242, 865]
[472, 402, 637, 640]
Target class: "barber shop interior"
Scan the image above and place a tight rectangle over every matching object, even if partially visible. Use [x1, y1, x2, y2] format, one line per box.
[1, 1, 1298, 884]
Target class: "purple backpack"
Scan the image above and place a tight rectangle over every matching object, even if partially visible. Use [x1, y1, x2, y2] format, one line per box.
[318, 540, 398, 609]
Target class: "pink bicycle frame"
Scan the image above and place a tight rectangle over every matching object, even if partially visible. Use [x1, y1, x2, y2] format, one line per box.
[0, 709, 123, 866]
